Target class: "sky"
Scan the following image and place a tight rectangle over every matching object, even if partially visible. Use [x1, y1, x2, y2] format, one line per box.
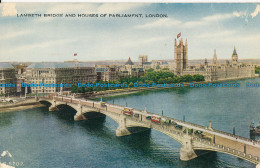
[0, 3, 260, 62]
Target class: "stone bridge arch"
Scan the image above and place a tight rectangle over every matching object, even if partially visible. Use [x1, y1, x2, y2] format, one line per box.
[37, 97, 260, 167]
[38, 99, 52, 107]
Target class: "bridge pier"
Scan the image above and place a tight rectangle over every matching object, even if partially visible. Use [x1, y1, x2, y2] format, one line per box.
[116, 116, 131, 136]
[74, 112, 87, 121]
[74, 105, 87, 121]
[180, 136, 198, 161]
[48, 100, 58, 111]
[49, 104, 58, 111]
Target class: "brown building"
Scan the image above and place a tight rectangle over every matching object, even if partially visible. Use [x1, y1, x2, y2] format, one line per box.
[95, 65, 120, 82]
[174, 38, 188, 75]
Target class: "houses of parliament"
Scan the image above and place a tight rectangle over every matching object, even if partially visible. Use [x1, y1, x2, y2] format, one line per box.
[173, 38, 255, 81]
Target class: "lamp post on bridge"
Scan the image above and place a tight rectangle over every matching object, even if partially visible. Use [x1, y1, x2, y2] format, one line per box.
[209, 121, 213, 130]
[144, 105, 147, 113]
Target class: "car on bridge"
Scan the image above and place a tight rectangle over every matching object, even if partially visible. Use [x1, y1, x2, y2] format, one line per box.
[151, 115, 161, 123]
[146, 116, 152, 120]
[194, 130, 203, 137]
[175, 124, 183, 130]
[183, 128, 193, 135]
[100, 101, 106, 107]
[201, 133, 213, 142]
[123, 108, 133, 116]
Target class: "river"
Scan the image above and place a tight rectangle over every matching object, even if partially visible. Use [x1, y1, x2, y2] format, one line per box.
[0, 78, 259, 168]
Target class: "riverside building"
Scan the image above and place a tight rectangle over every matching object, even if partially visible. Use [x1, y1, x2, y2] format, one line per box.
[25, 62, 96, 94]
[174, 38, 255, 81]
[0, 63, 17, 96]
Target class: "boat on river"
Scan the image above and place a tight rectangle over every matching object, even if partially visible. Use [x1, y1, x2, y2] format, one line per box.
[250, 121, 260, 135]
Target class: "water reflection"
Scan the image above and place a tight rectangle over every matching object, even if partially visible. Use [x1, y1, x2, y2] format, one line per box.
[0, 112, 15, 127]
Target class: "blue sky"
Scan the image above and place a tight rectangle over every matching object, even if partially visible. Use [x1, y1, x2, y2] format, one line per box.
[0, 3, 260, 62]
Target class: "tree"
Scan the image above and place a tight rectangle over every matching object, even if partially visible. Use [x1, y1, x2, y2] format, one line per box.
[147, 68, 154, 73]
[162, 68, 169, 71]
[256, 67, 260, 74]
[71, 85, 78, 93]
[78, 87, 86, 93]
[129, 82, 134, 87]
[192, 74, 205, 81]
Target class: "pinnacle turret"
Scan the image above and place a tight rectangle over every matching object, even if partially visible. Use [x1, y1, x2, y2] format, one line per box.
[233, 47, 237, 55]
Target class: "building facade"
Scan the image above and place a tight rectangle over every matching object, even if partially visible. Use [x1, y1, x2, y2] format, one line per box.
[177, 39, 256, 81]
[25, 62, 96, 94]
[174, 38, 188, 75]
[95, 65, 120, 82]
[0, 63, 17, 96]
[139, 55, 148, 67]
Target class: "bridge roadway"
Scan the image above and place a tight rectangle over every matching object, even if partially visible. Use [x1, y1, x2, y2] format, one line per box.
[39, 95, 260, 167]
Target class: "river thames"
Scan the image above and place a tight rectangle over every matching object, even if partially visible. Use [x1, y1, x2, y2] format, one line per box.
[0, 78, 259, 168]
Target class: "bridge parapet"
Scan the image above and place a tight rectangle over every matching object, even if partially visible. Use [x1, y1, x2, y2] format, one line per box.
[38, 96, 260, 166]
[125, 114, 260, 164]
[40, 95, 260, 146]
[191, 136, 260, 164]
[102, 100, 260, 146]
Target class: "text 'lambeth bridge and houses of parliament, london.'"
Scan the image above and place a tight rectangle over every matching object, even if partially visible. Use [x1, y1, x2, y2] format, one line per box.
[36, 93, 260, 168]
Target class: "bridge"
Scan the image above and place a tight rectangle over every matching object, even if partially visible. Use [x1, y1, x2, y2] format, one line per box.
[38, 95, 260, 167]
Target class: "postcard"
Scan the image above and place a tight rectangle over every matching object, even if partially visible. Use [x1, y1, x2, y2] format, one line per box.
[0, 2, 260, 168]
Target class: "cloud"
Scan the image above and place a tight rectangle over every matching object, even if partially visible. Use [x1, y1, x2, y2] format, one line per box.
[0, 30, 30, 41]
[184, 13, 234, 27]
[9, 38, 77, 54]
[233, 11, 249, 22]
[251, 4, 260, 18]
[135, 18, 181, 29]
[195, 30, 237, 39]
[1, 3, 17, 16]
[203, 13, 234, 22]
[120, 36, 168, 48]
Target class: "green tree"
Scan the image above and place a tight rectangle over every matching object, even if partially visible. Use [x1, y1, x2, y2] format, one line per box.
[71, 85, 78, 93]
[162, 68, 169, 70]
[147, 68, 154, 73]
[129, 82, 134, 87]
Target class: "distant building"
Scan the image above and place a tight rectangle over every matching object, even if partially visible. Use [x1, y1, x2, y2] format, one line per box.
[176, 39, 256, 81]
[12, 63, 29, 94]
[213, 49, 218, 65]
[25, 62, 96, 94]
[95, 65, 120, 82]
[139, 55, 148, 66]
[151, 60, 169, 70]
[125, 57, 134, 65]
[16, 75, 25, 94]
[119, 57, 145, 77]
[174, 38, 188, 75]
[0, 63, 17, 96]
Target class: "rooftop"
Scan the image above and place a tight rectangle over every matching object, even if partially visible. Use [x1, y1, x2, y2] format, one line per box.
[0, 63, 14, 69]
[125, 57, 134, 65]
[233, 47, 237, 55]
[27, 62, 95, 69]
